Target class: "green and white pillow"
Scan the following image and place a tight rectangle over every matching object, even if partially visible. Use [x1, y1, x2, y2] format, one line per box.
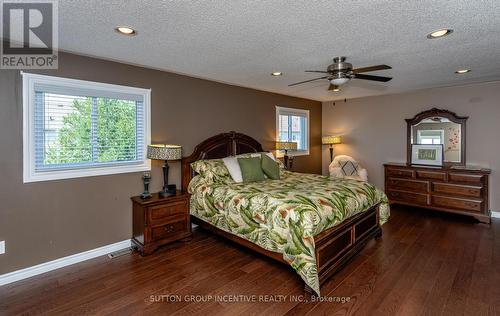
[191, 159, 234, 184]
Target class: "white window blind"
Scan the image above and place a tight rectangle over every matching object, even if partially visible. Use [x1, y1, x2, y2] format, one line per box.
[23, 73, 151, 182]
[276, 106, 310, 155]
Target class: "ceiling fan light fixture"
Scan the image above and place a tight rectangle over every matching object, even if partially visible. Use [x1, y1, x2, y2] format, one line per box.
[427, 29, 453, 39]
[333, 88, 340, 92]
[330, 77, 349, 86]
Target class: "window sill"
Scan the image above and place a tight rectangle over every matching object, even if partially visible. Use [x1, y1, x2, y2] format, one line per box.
[276, 150, 309, 158]
[289, 150, 310, 157]
[23, 162, 151, 183]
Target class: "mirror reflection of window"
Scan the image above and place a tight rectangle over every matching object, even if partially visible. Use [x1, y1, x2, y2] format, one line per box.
[417, 130, 444, 145]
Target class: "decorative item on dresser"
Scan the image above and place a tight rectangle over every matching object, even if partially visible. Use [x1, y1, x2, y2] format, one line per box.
[410, 144, 444, 166]
[131, 191, 191, 255]
[384, 163, 491, 223]
[322, 135, 342, 162]
[275, 141, 297, 169]
[140, 171, 152, 199]
[147, 144, 182, 197]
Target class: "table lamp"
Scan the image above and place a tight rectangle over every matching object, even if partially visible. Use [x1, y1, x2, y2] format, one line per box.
[322, 136, 342, 162]
[275, 141, 297, 169]
[147, 144, 182, 197]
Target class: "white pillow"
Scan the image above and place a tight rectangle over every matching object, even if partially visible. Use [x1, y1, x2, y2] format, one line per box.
[263, 152, 276, 161]
[222, 156, 243, 183]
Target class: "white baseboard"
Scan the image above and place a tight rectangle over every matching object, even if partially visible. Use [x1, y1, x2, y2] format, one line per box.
[0, 239, 131, 286]
[491, 211, 500, 219]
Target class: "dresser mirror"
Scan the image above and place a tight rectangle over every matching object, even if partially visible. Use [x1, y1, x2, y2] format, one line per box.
[406, 108, 468, 166]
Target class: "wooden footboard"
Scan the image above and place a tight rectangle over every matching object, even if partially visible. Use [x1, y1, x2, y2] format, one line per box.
[191, 203, 382, 292]
[313, 204, 381, 289]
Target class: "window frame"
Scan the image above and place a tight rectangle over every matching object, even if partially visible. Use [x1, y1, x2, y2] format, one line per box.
[417, 129, 444, 145]
[275, 106, 310, 156]
[22, 72, 151, 183]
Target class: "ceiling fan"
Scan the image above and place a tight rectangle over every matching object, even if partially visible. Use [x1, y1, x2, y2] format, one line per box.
[289, 57, 392, 91]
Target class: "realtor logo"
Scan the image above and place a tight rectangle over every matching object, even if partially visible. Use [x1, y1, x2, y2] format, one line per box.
[1, 0, 58, 69]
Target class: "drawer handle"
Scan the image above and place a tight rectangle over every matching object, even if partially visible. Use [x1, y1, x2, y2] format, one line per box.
[164, 225, 175, 233]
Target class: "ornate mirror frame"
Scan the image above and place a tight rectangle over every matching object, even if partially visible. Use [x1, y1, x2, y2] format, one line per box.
[406, 108, 468, 166]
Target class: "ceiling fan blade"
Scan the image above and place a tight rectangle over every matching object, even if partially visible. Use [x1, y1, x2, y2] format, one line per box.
[288, 76, 328, 86]
[352, 65, 392, 74]
[305, 70, 329, 74]
[328, 84, 339, 91]
[354, 74, 392, 82]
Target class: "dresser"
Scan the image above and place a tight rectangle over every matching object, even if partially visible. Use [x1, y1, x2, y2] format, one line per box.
[131, 191, 191, 255]
[384, 163, 491, 223]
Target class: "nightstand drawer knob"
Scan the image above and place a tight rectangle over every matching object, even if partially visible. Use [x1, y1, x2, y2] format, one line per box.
[164, 225, 175, 233]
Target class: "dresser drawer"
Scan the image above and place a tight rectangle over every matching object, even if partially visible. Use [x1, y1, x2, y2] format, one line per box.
[151, 218, 190, 241]
[432, 195, 483, 213]
[386, 168, 414, 179]
[388, 190, 428, 206]
[416, 170, 446, 181]
[432, 183, 482, 198]
[448, 173, 484, 184]
[148, 200, 188, 225]
[387, 178, 428, 193]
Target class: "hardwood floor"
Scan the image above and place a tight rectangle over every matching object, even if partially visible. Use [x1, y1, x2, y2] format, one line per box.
[1, 206, 499, 315]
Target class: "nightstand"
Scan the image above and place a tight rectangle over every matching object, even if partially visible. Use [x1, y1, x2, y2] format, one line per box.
[131, 191, 191, 256]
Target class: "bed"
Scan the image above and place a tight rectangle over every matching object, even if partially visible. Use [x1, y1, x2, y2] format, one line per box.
[181, 131, 390, 295]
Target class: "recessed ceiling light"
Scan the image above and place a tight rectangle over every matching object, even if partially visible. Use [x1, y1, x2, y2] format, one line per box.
[455, 69, 470, 74]
[115, 26, 136, 36]
[427, 29, 453, 39]
[271, 72, 283, 76]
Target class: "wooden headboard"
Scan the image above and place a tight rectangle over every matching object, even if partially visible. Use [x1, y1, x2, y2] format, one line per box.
[181, 131, 264, 192]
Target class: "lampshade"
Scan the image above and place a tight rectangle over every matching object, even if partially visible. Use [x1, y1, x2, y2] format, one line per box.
[275, 141, 298, 151]
[147, 144, 182, 161]
[322, 136, 342, 145]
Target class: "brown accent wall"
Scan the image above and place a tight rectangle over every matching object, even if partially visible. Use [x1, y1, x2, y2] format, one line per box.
[322, 81, 500, 211]
[0, 52, 321, 274]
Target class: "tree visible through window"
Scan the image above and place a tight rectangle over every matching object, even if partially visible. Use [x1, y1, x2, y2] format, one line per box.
[42, 94, 138, 167]
[23, 73, 150, 182]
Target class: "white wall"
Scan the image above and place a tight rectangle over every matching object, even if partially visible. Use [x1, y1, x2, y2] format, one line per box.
[322, 81, 500, 211]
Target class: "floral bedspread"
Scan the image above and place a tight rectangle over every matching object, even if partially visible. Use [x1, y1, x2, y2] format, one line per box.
[188, 170, 390, 296]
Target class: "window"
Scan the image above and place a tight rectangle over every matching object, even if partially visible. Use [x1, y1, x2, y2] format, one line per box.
[23, 73, 151, 182]
[276, 106, 309, 155]
[417, 130, 443, 145]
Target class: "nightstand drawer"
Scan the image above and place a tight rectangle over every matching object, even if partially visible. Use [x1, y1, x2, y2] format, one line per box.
[151, 218, 189, 241]
[148, 200, 188, 225]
